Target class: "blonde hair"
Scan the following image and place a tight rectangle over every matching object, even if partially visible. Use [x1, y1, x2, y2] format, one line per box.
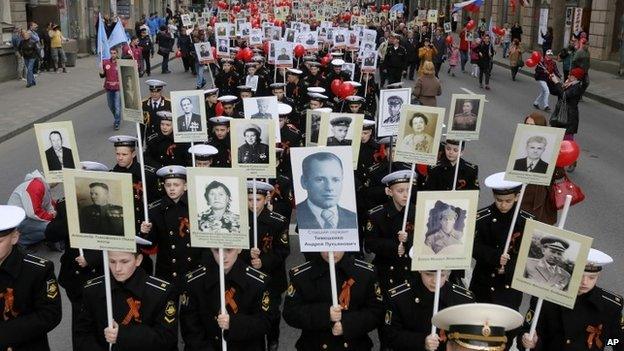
[422, 61, 435, 76]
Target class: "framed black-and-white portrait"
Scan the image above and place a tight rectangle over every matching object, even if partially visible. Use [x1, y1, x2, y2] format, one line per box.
[187, 168, 250, 249]
[194, 42, 214, 64]
[317, 113, 364, 169]
[274, 41, 293, 67]
[63, 169, 136, 252]
[181, 14, 192, 26]
[197, 16, 207, 29]
[302, 31, 318, 50]
[342, 63, 355, 80]
[377, 88, 412, 137]
[512, 219, 592, 309]
[284, 28, 297, 43]
[216, 36, 230, 57]
[215, 22, 228, 37]
[238, 22, 251, 37]
[305, 108, 330, 146]
[117, 59, 143, 123]
[446, 94, 486, 141]
[249, 28, 263, 46]
[505, 124, 564, 186]
[290, 146, 360, 252]
[347, 30, 360, 50]
[332, 28, 347, 49]
[34, 121, 80, 182]
[395, 105, 445, 165]
[411, 190, 479, 271]
[360, 49, 378, 72]
[171, 90, 208, 143]
[243, 96, 281, 142]
[230, 119, 277, 178]
[444, 22, 452, 33]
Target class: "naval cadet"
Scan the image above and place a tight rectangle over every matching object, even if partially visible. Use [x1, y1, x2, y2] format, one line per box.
[187, 144, 219, 167]
[142, 79, 171, 139]
[144, 111, 190, 168]
[208, 116, 233, 168]
[215, 58, 240, 96]
[424, 139, 479, 191]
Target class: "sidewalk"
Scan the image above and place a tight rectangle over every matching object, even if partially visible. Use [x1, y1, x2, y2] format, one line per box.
[491, 49, 624, 111]
[0, 55, 164, 143]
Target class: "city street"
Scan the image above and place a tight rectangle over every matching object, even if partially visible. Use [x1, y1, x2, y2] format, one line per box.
[0, 57, 623, 350]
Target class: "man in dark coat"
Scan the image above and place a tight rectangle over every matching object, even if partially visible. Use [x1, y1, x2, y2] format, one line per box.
[44, 130, 75, 171]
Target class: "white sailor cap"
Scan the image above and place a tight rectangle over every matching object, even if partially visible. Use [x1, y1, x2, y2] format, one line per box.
[217, 95, 238, 104]
[156, 110, 173, 121]
[270, 83, 286, 90]
[432, 303, 524, 351]
[331, 59, 345, 66]
[330, 52, 344, 57]
[345, 81, 362, 88]
[308, 93, 329, 101]
[485, 172, 522, 195]
[145, 79, 167, 89]
[346, 95, 365, 104]
[313, 107, 333, 113]
[209, 116, 233, 125]
[381, 170, 417, 186]
[585, 248, 613, 272]
[287, 68, 303, 75]
[156, 165, 187, 179]
[362, 119, 376, 130]
[108, 135, 138, 147]
[80, 161, 109, 172]
[278, 103, 293, 116]
[246, 180, 275, 195]
[0, 205, 26, 235]
[136, 236, 152, 246]
[204, 87, 219, 96]
[386, 82, 403, 88]
[187, 144, 218, 159]
[307, 86, 326, 93]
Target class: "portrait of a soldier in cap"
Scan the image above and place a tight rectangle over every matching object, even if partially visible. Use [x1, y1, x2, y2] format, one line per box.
[524, 236, 573, 290]
[327, 116, 352, 146]
[383, 95, 403, 124]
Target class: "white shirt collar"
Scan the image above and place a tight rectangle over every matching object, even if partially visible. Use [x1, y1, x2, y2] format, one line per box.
[306, 199, 337, 228]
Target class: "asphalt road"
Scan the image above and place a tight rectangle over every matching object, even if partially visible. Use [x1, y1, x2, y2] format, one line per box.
[0, 58, 622, 350]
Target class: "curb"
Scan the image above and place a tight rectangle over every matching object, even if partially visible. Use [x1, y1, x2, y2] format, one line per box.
[0, 59, 167, 144]
[492, 60, 624, 112]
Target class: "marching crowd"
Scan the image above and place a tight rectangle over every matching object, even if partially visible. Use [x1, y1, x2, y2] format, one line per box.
[1, 4, 621, 351]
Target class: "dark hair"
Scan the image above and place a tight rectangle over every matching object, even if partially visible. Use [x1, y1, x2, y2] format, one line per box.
[131, 35, 138, 40]
[301, 152, 343, 176]
[49, 130, 63, 141]
[89, 182, 109, 191]
[204, 181, 231, 201]
[409, 113, 429, 127]
[244, 128, 260, 137]
[180, 97, 193, 107]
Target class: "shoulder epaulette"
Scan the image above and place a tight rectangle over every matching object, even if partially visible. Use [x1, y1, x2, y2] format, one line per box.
[23, 254, 49, 268]
[146, 275, 171, 292]
[245, 266, 267, 283]
[144, 164, 156, 174]
[186, 266, 207, 283]
[146, 133, 159, 142]
[368, 204, 384, 215]
[269, 211, 287, 223]
[388, 282, 411, 298]
[520, 210, 535, 220]
[287, 124, 300, 133]
[163, 97, 171, 102]
[84, 275, 105, 288]
[600, 288, 623, 307]
[452, 283, 474, 299]
[148, 198, 163, 210]
[354, 258, 375, 272]
[289, 261, 312, 277]
[367, 162, 383, 173]
[476, 207, 491, 221]
[464, 161, 477, 169]
[142, 97, 150, 103]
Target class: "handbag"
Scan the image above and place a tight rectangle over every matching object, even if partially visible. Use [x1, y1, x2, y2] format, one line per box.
[549, 92, 568, 128]
[550, 173, 585, 210]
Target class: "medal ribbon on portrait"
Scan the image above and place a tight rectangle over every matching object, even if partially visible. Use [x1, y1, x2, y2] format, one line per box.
[586, 324, 603, 349]
[339, 278, 355, 310]
[1, 288, 19, 320]
[225, 287, 239, 314]
[122, 297, 142, 325]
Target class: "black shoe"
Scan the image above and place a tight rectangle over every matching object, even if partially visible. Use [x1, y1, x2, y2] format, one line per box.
[533, 103, 540, 109]
[544, 106, 551, 112]
[114, 123, 120, 130]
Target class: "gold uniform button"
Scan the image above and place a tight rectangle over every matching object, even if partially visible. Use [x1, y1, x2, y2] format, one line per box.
[187, 257, 192, 262]
[186, 243, 191, 248]
[491, 273, 496, 278]
[490, 287, 495, 291]
[404, 266, 408, 270]
[415, 298, 420, 303]
[566, 339, 571, 344]
[505, 285, 510, 289]
[322, 344, 328, 349]
[343, 342, 348, 348]
[171, 245, 176, 249]
[172, 259, 176, 263]
[169, 231, 174, 235]
[75, 270, 80, 275]
[172, 272, 177, 277]
[389, 279, 394, 284]
[390, 266, 394, 271]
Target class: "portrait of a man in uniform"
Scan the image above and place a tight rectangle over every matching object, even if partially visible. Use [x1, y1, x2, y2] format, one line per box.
[326, 116, 352, 146]
[295, 152, 357, 230]
[45, 130, 75, 171]
[250, 98, 272, 119]
[423, 201, 465, 254]
[277, 48, 291, 61]
[524, 236, 573, 291]
[176, 97, 202, 132]
[238, 124, 269, 164]
[452, 99, 479, 131]
[513, 135, 549, 174]
[383, 95, 403, 124]
[78, 182, 124, 236]
[198, 180, 241, 234]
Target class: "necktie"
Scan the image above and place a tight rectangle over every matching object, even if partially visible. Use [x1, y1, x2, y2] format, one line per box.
[527, 162, 534, 172]
[321, 209, 336, 229]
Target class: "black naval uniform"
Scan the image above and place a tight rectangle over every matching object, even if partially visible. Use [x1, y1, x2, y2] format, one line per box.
[144, 132, 190, 168]
[142, 97, 172, 138]
[0, 249, 62, 351]
[286, 80, 308, 112]
[283, 255, 384, 351]
[145, 193, 202, 289]
[424, 158, 479, 191]
[215, 70, 240, 96]
[209, 136, 232, 168]
[364, 202, 415, 292]
[278, 123, 303, 178]
[238, 142, 270, 164]
[326, 137, 352, 146]
[78, 203, 124, 236]
[521, 287, 624, 351]
[384, 45, 408, 84]
[268, 175, 294, 220]
[75, 268, 178, 350]
[181, 259, 277, 351]
[470, 203, 534, 309]
[383, 273, 475, 351]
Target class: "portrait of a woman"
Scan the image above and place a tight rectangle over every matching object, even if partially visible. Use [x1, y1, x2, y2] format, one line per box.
[198, 180, 240, 234]
[401, 112, 434, 153]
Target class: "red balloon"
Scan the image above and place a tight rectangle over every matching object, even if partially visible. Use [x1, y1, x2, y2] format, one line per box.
[525, 58, 537, 67]
[330, 79, 342, 95]
[343, 12, 352, 22]
[320, 55, 331, 66]
[445, 36, 453, 45]
[294, 44, 305, 58]
[369, 5, 377, 11]
[416, 164, 428, 176]
[531, 50, 542, 61]
[556, 140, 581, 167]
[337, 82, 355, 100]
[465, 19, 476, 31]
[215, 102, 224, 116]
[241, 47, 253, 62]
[233, 5, 241, 12]
[175, 50, 182, 58]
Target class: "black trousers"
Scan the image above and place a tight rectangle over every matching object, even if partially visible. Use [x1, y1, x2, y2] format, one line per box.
[479, 63, 491, 85]
[408, 61, 417, 79]
[143, 53, 151, 74]
[387, 69, 403, 84]
[511, 66, 519, 80]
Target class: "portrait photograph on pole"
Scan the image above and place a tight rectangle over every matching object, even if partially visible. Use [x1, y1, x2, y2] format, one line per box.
[305, 108, 330, 146]
[446, 93, 486, 141]
[34, 121, 80, 183]
[187, 167, 250, 249]
[63, 169, 136, 252]
[505, 124, 565, 186]
[243, 96, 281, 142]
[171, 90, 208, 143]
[411, 190, 479, 271]
[395, 105, 445, 165]
[512, 219, 592, 308]
[377, 88, 412, 137]
[290, 146, 360, 252]
[230, 119, 276, 178]
[118, 59, 143, 123]
[316, 113, 364, 168]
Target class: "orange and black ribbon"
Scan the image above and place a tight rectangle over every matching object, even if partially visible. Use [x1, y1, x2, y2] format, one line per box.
[166, 144, 177, 156]
[225, 287, 239, 314]
[1, 288, 18, 321]
[373, 144, 387, 163]
[133, 182, 143, 199]
[261, 235, 273, 252]
[338, 278, 355, 310]
[122, 297, 142, 325]
[178, 217, 190, 238]
[586, 324, 603, 349]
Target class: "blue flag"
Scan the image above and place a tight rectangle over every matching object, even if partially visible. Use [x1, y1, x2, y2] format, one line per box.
[108, 19, 128, 48]
[97, 13, 110, 61]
